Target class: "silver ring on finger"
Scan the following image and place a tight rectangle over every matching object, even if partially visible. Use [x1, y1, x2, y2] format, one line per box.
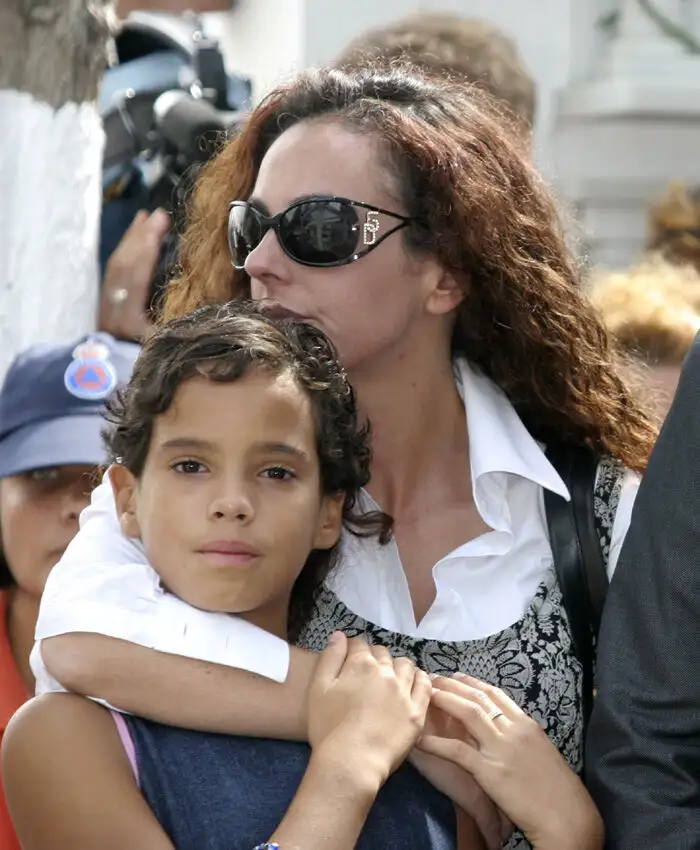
[486, 708, 504, 723]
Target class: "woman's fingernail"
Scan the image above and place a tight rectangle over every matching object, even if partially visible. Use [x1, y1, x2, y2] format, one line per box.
[329, 631, 344, 643]
[452, 672, 469, 680]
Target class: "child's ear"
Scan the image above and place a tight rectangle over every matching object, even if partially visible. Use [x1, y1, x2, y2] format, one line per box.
[108, 464, 142, 540]
[313, 492, 345, 551]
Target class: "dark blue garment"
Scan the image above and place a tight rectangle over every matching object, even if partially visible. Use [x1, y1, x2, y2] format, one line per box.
[124, 715, 456, 850]
[99, 173, 150, 278]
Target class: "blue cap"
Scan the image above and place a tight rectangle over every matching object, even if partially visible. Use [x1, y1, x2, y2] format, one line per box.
[0, 333, 139, 478]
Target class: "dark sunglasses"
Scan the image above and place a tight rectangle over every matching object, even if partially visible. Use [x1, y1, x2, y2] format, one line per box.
[227, 195, 413, 269]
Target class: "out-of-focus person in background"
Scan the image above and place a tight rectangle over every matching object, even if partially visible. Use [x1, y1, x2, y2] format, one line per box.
[336, 13, 536, 137]
[646, 182, 700, 274]
[590, 255, 700, 416]
[0, 334, 138, 850]
[97, 11, 251, 342]
[99, 209, 171, 342]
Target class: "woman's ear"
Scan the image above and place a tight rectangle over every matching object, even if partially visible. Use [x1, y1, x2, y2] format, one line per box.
[313, 492, 345, 551]
[425, 267, 466, 317]
[108, 464, 142, 540]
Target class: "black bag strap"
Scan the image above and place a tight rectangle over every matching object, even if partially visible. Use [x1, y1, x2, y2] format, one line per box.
[544, 443, 609, 728]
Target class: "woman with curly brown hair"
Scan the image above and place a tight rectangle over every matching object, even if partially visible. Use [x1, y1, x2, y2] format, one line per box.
[26, 66, 655, 849]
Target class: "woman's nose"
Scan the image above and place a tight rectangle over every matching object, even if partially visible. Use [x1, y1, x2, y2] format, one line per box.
[244, 227, 289, 282]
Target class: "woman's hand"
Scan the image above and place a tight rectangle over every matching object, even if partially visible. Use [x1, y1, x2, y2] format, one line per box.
[308, 632, 432, 790]
[410, 704, 508, 850]
[416, 675, 604, 850]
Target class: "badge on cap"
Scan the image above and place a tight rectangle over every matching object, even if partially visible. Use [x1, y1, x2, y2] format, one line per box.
[64, 339, 118, 401]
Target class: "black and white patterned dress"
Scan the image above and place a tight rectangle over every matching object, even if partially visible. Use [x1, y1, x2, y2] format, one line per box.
[298, 458, 624, 850]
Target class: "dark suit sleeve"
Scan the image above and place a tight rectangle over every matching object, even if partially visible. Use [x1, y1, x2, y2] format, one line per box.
[586, 334, 700, 850]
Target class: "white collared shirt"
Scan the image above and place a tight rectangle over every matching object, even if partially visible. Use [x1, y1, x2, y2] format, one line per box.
[31, 360, 639, 692]
[329, 361, 638, 641]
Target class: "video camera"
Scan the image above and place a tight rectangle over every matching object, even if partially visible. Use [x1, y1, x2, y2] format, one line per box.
[99, 11, 251, 306]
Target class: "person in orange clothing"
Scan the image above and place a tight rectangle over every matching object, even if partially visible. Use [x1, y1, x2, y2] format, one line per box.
[0, 585, 29, 850]
[0, 334, 137, 848]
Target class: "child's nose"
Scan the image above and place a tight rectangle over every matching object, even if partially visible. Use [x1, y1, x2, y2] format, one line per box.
[209, 487, 255, 522]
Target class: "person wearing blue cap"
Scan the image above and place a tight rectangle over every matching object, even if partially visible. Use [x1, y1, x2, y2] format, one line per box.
[0, 332, 138, 850]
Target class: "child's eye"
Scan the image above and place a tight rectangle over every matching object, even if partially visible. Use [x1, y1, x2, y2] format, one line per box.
[261, 467, 295, 481]
[172, 460, 207, 475]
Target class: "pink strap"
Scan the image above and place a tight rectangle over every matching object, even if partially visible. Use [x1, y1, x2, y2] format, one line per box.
[110, 710, 140, 788]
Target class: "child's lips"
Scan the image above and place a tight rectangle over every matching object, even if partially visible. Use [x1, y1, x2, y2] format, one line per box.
[198, 540, 262, 567]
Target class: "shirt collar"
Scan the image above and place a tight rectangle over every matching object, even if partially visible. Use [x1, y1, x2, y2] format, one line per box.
[456, 359, 570, 502]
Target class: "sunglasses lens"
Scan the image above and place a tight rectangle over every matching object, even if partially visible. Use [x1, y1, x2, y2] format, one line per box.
[280, 200, 359, 265]
[228, 204, 261, 269]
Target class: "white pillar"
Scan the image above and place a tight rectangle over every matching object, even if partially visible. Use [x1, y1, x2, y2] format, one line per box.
[0, 0, 112, 380]
[0, 96, 104, 379]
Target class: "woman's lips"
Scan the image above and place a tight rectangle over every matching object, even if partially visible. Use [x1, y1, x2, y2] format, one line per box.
[262, 304, 309, 323]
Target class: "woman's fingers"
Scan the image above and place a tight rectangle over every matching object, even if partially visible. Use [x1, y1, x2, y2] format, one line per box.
[429, 689, 507, 748]
[432, 676, 518, 724]
[453, 674, 525, 719]
[424, 674, 598, 845]
[417, 733, 480, 773]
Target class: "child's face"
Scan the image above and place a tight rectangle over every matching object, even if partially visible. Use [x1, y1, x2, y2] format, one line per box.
[0, 465, 95, 597]
[111, 370, 344, 636]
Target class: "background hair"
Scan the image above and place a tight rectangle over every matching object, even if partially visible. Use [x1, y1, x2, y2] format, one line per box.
[335, 13, 536, 130]
[646, 182, 700, 272]
[163, 65, 657, 474]
[590, 255, 700, 365]
[105, 301, 389, 639]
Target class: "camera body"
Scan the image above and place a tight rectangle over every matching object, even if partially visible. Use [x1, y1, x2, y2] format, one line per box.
[100, 11, 250, 302]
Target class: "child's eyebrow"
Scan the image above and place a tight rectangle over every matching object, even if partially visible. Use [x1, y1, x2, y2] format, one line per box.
[158, 437, 217, 453]
[156, 437, 311, 464]
[254, 442, 312, 464]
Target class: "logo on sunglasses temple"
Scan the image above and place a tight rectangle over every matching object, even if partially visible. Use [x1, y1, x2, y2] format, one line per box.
[363, 210, 381, 246]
